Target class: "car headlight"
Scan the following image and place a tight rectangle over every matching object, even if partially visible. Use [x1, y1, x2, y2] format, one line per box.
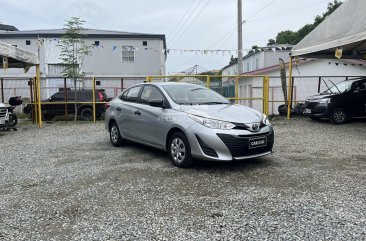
[261, 114, 271, 126]
[318, 98, 331, 103]
[188, 114, 235, 130]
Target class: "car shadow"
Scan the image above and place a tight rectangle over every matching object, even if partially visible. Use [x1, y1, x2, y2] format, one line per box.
[121, 140, 273, 171]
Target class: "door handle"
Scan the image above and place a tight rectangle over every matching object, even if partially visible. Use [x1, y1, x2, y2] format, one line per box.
[134, 111, 141, 115]
[116, 107, 122, 111]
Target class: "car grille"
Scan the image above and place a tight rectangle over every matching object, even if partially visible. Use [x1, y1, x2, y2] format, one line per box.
[304, 101, 317, 109]
[217, 131, 274, 158]
[195, 134, 218, 157]
[0, 107, 8, 118]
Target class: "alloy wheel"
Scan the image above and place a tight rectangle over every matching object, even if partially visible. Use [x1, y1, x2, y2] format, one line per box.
[170, 137, 186, 163]
[110, 125, 119, 144]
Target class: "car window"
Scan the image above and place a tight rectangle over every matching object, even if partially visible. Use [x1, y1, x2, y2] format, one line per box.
[52, 92, 65, 101]
[122, 86, 141, 102]
[354, 82, 366, 93]
[141, 86, 164, 103]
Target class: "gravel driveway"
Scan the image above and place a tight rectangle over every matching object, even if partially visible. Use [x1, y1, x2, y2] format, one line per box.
[0, 118, 365, 240]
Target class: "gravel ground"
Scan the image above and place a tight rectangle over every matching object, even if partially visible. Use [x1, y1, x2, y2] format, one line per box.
[0, 117, 366, 240]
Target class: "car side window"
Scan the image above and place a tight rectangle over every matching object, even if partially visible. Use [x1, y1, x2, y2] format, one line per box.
[354, 82, 366, 93]
[140, 86, 164, 103]
[122, 86, 141, 102]
[52, 92, 65, 101]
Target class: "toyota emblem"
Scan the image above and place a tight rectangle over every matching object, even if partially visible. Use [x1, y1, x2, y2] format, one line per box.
[252, 123, 259, 131]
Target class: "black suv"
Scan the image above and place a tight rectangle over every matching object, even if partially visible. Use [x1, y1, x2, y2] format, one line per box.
[304, 78, 366, 124]
[24, 89, 108, 121]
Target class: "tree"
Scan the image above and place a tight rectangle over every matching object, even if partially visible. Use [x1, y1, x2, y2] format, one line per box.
[267, 39, 276, 46]
[229, 55, 238, 65]
[274, 0, 343, 45]
[59, 17, 91, 121]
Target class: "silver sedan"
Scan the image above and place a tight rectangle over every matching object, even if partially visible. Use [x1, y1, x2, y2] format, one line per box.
[105, 82, 274, 167]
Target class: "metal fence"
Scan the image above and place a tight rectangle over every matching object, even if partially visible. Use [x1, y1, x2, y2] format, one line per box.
[0, 74, 361, 126]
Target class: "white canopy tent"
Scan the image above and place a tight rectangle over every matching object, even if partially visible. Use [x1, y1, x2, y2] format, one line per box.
[0, 41, 43, 127]
[292, 0, 366, 59]
[286, 0, 366, 119]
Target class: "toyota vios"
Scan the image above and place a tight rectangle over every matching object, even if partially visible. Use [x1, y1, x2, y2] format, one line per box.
[105, 83, 274, 167]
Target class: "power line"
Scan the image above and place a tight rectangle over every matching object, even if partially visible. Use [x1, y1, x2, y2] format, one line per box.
[246, 0, 329, 23]
[245, 0, 277, 21]
[170, 0, 210, 47]
[168, 0, 196, 39]
[169, 0, 204, 43]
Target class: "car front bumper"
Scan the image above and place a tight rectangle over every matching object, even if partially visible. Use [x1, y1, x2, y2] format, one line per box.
[304, 102, 331, 118]
[185, 123, 274, 161]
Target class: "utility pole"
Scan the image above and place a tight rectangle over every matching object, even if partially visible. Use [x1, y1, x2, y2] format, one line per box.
[237, 0, 243, 75]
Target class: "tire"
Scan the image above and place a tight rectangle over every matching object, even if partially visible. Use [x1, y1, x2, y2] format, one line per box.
[168, 132, 194, 168]
[80, 108, 93, 121]
[109, 122, 125, 147]
[8, 113, 17, 127]
[330, 108, 348, 124]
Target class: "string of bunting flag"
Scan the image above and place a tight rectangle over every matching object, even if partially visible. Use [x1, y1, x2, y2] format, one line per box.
[36, 38, 291, 56]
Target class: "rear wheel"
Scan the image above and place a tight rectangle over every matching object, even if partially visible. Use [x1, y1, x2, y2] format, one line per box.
[80, 108, 93, 121]
[168, 132, 194, 168]
[330, 108, 348, 124]
[109, 122, 125, 147]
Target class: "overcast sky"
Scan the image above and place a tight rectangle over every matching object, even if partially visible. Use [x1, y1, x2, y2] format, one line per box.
[0, 0, 338, 74]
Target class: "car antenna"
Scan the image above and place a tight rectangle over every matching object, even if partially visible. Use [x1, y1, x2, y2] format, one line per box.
[327, 79, 342, 93]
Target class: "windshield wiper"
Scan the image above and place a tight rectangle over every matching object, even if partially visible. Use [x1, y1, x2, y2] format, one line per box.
[198, 102, 229, 105]
[322, 78, 333, 94]
[327, 79, 342, 93]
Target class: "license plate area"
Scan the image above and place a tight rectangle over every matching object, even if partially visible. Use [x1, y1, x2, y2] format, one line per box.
[303, 108, 311, 114]
[249, 136, 267, 149]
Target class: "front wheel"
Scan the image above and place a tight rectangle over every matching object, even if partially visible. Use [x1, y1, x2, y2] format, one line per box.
[8, 113, 17, 127]
[168, 132, 194, 168]
[330, 108, 348, 124]
[109, 122, 126, 147]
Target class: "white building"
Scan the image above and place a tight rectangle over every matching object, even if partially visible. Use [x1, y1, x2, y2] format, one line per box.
[0, 28, 166, 100]
[221, 46, 292, 77]
[237, 58, 366, 114]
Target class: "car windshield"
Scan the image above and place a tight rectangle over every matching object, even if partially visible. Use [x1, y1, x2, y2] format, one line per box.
[323, 80, 354, 94]
[162, 85, 230, 105]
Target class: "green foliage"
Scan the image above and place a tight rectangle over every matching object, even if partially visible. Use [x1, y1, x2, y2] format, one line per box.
[59, 17, 91, 121]
[267, 39, 276, 46]
[59, 17, 91, 80]
[271, 0, 343, 45]
[229, 55, 238, 65]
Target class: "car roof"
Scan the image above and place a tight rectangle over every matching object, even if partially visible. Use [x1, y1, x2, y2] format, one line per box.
[147, 82, 203, 87]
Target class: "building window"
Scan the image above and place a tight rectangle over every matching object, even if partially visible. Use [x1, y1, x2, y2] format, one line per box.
[143, 41, 147, 46]
[255, 58, 259, 69]
[26, 40, 31, 45]
[12, 45, 17, 47]
[122, 46, 135, 62]
[246, 63, 250, 72]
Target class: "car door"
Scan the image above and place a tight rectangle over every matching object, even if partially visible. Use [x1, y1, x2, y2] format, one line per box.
[115, 85, 143, 140]
[48, 92, 65, 116]
[134, 85, 169, 148]
[350, 81, 366, 117]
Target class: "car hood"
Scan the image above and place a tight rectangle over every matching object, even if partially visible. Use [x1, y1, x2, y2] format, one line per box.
[306, 93, 336, 101]
[178, 104, 263, 123]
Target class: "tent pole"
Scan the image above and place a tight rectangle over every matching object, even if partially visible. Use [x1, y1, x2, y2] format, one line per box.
[287, 55, 293, 120]
[36, 64, 42, 128]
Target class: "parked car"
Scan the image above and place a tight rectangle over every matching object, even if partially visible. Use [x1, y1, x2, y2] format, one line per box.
[24, 89, 108, 121]
[0, 102, 10, 128]
[105, 82, 274, 167]
[304, 78, 366, 124]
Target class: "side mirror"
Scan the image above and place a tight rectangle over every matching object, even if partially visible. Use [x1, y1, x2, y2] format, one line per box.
[149, 99, 164, 108]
